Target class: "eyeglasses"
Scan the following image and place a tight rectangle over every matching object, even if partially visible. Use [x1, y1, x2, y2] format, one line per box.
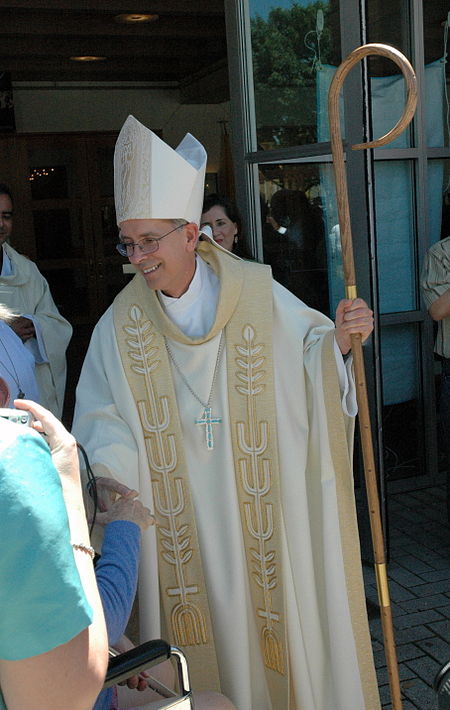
[116, 224, 184, 257]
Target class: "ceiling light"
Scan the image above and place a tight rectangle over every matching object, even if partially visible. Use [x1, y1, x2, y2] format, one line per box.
[114, 13, 159, 24]
[70, 56, 107, 62]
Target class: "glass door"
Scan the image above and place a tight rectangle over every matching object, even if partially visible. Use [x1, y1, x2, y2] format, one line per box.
[226, 0, 450, 549]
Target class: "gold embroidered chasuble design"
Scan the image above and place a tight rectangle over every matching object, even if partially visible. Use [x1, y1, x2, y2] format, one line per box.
[113, 298, 220, 690]
[113, 243, 288, 706]
[234, 324, 284, 673]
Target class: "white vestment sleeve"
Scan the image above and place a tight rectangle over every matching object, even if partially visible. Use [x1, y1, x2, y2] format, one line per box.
[333, 339, 357, 416]
[73, 308, 140, 491]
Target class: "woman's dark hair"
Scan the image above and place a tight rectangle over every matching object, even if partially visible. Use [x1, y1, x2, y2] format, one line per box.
[202, 193, 242, 235]
[0, 184, 13, 203]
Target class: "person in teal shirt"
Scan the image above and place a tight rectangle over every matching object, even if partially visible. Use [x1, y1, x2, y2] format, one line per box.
[0, 395, 108, 710]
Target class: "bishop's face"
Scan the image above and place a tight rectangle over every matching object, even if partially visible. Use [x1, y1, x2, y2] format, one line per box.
[118, 218, 199, 298]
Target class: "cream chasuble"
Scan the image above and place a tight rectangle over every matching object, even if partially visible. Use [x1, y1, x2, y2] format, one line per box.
[113, 244, 288, 704]
[73, 242, 381, 710]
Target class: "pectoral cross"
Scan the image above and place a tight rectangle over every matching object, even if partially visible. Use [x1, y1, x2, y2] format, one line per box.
[195, 407, 222, 450]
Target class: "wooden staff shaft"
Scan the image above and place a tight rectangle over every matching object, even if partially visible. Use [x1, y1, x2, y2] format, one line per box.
[352, 336, 402, 708]
[328, 43, 417, 710]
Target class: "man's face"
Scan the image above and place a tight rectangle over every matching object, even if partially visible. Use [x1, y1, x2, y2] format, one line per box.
[118, 218, 198, 298]
[0, 194, 13, 246]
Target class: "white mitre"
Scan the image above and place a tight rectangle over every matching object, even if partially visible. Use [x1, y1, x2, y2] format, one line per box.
[114, 115, 207, 226]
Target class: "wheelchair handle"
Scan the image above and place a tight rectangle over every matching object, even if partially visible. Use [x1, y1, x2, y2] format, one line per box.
[104, 638, 171, 688]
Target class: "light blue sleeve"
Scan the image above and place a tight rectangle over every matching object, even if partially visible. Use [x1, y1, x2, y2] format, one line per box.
[0, 425, 93, 660]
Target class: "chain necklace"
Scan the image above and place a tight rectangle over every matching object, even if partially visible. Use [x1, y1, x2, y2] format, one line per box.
[164, 331, 224, 450]
[0, 335, 25, 398]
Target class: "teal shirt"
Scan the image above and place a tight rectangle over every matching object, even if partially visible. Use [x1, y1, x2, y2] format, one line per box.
[0, 420, 93, 709]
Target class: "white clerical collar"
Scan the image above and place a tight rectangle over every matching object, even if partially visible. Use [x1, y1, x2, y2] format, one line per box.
[1, 245, 12, 276]
[158, 255, 219, 338]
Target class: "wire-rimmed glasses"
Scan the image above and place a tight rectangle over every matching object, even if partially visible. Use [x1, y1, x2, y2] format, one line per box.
[116, 224, 184, 257]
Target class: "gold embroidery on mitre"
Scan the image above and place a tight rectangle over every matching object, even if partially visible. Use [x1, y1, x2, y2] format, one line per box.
[235, 324, 285, 674]
[124, 304, 207, 645]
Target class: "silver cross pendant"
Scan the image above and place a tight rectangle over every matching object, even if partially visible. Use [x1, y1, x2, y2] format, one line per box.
[195, 406, 222, 450]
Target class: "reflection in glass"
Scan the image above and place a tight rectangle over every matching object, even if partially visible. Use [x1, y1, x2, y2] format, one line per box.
[259, 161, 335, 315]
[29, 166, 68, 200]
[365, 0, 415, 149]
[423, 1, 449, 148]
[250, 0, 341, 149]
[425, 159, 450, 478]
[321, 62, 414, 150]
[428, 159, 450, 242]
[374, 161, 417, 313]
[381, 324, 424, 480]
[28, 146, 77, 199]
[366, 0, 408, 58]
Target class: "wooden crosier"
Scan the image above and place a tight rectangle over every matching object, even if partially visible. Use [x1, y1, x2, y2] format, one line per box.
[328, 43, 417, 710]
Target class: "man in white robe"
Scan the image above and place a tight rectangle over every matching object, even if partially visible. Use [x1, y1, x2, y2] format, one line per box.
[73, 116, 381, 710]
[0, 184, 72, 416]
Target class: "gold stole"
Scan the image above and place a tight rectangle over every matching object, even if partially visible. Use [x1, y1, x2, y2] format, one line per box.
[113, 242, 289, 705]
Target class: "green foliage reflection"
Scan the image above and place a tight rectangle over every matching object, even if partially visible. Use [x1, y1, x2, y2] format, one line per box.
[251, 1, 340, 147]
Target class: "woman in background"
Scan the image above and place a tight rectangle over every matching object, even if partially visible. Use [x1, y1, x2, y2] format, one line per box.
[201, 194, 241, 254]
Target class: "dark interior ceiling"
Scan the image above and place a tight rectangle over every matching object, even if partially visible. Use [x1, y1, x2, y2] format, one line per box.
[0, 0, 229, 103]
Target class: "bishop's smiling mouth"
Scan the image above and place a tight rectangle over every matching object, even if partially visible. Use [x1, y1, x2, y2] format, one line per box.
[143, 263, 161, 274]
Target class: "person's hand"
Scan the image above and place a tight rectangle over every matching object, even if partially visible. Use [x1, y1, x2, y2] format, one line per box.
[119, 670, 151, 691]
[113, 636, 151, 691]
[266, 214, 280, 231]
[13, 398, 79, 485]
[10, 315, 36, 342]
[94, 476, 154, 531]
[334, 298, 374, 355]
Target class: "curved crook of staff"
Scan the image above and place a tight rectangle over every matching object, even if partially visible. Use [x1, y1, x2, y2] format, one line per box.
[328, 44, 417, 710]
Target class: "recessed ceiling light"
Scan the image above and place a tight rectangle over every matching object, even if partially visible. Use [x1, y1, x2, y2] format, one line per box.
[70, 56, 107, 62]
[114, 13, 159, 24]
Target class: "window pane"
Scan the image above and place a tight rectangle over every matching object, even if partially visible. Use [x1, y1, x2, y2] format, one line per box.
[259, 160, 339, 315]
[423, 1, 449, 148]
[374, 160, 417, 312]
[381, 324, 424, 480]
[250, 0, 341, 149]
[29, 166, 68, 200]
[427, 159, 449, 245]
[366, 0, 414, 149]
[27, 146, 79, 199]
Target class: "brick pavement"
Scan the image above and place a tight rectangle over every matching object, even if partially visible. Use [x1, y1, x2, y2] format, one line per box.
[363, 483, 450, 709]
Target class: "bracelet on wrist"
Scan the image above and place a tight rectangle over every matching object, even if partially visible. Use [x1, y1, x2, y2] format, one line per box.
[71, 542, 95, 560]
